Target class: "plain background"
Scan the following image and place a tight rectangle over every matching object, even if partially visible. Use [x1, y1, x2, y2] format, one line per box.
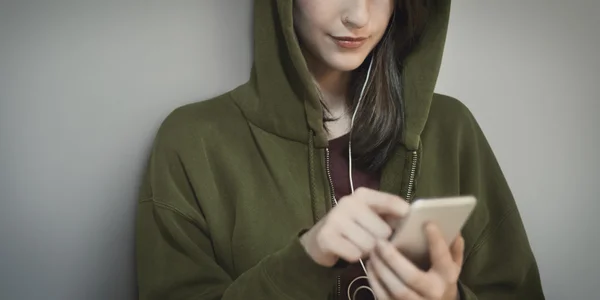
[0, 1, 598, 299]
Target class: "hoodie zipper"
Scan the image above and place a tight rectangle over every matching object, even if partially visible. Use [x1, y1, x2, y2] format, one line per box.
[324, 148, 419, 299]
[324, 148, 341, 299]
[406, 150, 418, 202]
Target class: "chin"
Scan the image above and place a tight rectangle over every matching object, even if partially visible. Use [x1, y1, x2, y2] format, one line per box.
[324, 52, 369, 72]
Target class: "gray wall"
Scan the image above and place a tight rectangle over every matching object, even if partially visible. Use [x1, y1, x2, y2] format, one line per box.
[0, 1, 597, 299]
[438, 2, 600, 299]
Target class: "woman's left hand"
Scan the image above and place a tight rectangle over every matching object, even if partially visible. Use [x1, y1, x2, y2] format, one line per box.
[366, 223, 464, 300]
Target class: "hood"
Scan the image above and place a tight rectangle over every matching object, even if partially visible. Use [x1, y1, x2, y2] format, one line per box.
[233, 0, 451, 150]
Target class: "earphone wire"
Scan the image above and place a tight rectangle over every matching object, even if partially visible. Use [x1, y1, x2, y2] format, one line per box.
[349, 56, 374, 193]
[348, 55, 374, 277]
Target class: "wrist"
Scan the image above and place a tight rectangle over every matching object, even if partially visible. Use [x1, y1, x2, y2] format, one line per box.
[299, 229, 319, 263]
[299, 228, 336, 267]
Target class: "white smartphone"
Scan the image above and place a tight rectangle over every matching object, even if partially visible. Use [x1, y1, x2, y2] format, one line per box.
[388, 195, 477, 266]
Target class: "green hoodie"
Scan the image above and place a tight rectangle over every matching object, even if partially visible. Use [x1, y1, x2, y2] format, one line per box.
[135, 0, 545, 299]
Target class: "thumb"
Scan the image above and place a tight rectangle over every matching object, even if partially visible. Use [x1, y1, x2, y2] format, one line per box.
[450, 235, 465, 266]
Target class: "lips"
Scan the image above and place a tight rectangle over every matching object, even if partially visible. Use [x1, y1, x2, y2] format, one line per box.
[331, 36, 368, 49]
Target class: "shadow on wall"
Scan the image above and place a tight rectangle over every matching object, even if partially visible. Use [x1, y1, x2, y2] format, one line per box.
[0, 1, 253, 299]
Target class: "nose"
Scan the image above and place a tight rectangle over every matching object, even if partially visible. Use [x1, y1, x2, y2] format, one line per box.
[342, 0, 370, 29]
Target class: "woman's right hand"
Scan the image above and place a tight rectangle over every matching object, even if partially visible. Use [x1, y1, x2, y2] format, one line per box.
[300, 187, 410, 267]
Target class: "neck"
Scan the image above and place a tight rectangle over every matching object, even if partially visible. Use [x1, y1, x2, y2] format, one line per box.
[304, 54, 352, 119]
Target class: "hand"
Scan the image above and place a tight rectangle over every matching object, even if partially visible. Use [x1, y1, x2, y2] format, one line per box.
[366, 223, 465, 300]
[300, 188, 409, 267]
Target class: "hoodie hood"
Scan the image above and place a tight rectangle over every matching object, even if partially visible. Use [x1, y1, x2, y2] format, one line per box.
[233, 0, 451, 151]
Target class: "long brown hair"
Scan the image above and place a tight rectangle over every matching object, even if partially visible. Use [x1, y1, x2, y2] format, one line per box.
[325, 0, 430, 172]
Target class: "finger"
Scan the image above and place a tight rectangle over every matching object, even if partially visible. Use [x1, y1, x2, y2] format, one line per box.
[355, 188, 410, 217]
[351, 206, 394, 239]
[367, 261, 391, 300]
[425, 223, 458, 280]
[375, 240, 437, 298]
[383, 214, 402, 229]
[370, 251, 422, 300]
[338, 218, 377, 253]
[326, 235, 363, 263]
[450, 235, 465, 267]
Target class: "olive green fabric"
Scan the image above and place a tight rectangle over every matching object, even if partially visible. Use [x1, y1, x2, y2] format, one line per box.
[135, 0, 545, 299]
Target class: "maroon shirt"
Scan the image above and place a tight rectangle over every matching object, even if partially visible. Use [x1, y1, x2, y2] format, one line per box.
[328, 134, 380, 300]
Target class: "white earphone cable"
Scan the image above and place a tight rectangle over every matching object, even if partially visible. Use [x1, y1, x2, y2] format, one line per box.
[348, 56, 374, 278]
[349, 56, 374, 193]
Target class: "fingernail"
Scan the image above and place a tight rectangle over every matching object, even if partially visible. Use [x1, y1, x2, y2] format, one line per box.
[425, 222, 435, 231]
[399, 204, 409, 215]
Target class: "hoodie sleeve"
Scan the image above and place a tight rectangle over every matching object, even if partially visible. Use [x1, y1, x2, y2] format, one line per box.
[136, 202, 337, 300]
[452, 107, 546, 299]
[135, 115, 338, 300]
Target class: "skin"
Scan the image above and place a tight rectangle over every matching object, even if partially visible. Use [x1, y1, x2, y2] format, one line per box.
[293, 0, 394, 139]
[294, 1, 463, 299]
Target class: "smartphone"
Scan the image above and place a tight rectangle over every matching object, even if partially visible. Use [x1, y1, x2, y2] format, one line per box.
[388, 195, 477, 266]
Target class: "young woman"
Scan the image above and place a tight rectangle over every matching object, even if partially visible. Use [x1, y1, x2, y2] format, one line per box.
[135, 0, 545, 299]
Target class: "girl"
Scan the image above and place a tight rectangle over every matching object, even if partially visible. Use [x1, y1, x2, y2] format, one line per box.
[136, 0, 545, 299]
